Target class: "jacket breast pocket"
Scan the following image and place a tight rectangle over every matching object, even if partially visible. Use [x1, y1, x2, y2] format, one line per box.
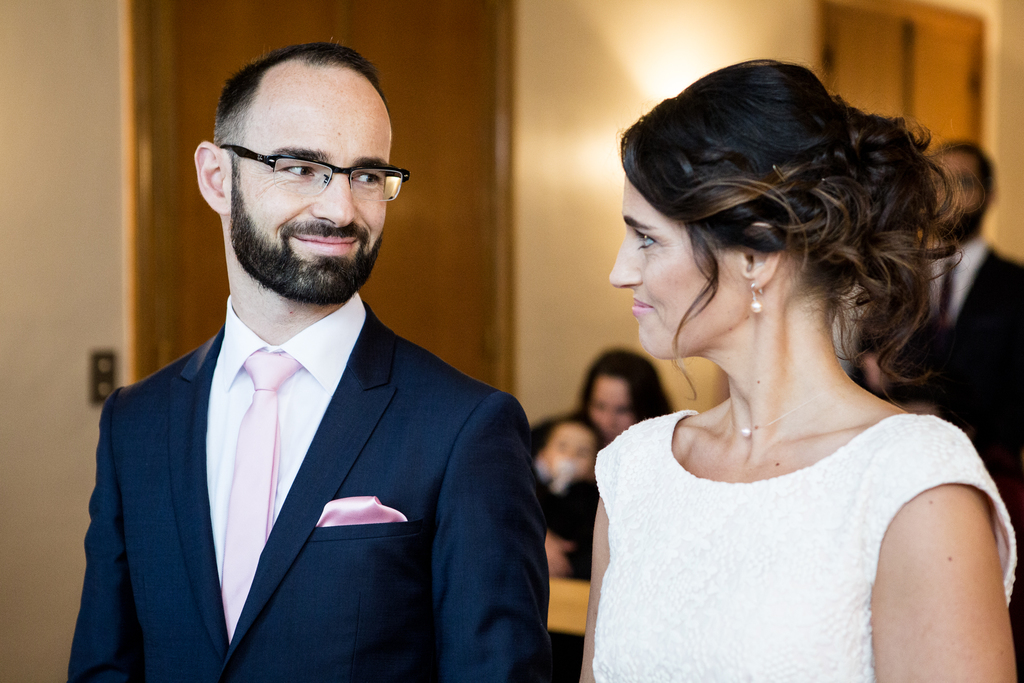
[309, 518, 423, 542]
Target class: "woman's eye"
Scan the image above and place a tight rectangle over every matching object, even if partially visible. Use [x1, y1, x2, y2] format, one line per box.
[638, 233, 655, 248]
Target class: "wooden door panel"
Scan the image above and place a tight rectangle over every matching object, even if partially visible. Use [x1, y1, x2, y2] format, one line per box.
[821, 0, 983, 145]
[823, 4, 905, 117]
[346, 2, 497, 383]
[911, 14, 983, 142]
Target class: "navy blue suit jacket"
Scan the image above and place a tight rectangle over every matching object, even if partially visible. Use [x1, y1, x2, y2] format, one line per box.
[69, 307, 551, 682]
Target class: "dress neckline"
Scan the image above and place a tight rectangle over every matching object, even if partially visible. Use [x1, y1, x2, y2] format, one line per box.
[665, 410, 911, 485]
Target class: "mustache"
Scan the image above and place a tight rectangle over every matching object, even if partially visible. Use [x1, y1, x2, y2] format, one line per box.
[279, 220, 370, 244]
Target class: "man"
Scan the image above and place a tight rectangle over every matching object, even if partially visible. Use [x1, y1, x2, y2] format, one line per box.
[858, 142, 1024, 470]
[923, 142, 1024, 471]
[69, 43, 550, 682]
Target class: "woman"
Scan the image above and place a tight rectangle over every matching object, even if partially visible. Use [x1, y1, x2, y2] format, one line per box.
[580, 350, 672, 449]
[581, 60, 1016, 682]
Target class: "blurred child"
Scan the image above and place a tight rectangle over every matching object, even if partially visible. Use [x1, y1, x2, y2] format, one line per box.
[534, 419, 600, 580]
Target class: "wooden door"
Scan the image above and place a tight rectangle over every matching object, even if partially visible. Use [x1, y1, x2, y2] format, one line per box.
[130, 0, 513, 389]
[821, 0, 984, 143]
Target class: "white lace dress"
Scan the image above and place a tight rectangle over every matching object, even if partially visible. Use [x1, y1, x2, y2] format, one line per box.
[593, 412, 1015, 682]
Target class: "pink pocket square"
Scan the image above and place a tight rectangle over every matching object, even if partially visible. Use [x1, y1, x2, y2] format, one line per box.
[316, 496, 408, 527]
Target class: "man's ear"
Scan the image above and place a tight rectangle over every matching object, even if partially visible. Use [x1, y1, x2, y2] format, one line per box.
[195, 142, 232, 217]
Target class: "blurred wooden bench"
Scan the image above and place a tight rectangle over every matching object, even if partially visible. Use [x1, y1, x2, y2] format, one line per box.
[548, 577, 590, 636]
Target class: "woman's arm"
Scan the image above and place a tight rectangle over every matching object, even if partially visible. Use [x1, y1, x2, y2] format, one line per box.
[580, 499, 610, 683]
[873, 483, 1015, 682]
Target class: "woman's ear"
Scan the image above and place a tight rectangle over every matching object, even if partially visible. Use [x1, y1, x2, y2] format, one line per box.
[195, 142, 232, 217]
[737, 246, 782, 288]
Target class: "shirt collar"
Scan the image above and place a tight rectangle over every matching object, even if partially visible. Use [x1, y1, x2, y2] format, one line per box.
[955, 235, 989, 278]
[219, 293, 366, 395]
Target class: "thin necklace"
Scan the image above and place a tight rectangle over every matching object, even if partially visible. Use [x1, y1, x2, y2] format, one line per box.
[740, 391, 826, 438]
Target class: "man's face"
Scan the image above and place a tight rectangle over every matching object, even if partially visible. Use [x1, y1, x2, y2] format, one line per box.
[226, 62, 392, 305]
[942, 149, 988, 243]
[229, 168, 382, 305]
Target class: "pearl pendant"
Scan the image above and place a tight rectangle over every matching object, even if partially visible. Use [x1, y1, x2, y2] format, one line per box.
[740, 427, 752, 437]
[750, 300, 763, 313]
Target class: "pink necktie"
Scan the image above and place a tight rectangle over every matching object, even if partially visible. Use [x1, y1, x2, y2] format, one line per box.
[221, 350, 301, 642]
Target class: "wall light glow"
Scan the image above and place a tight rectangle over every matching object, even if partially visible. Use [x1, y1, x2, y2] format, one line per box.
[567, 0, 816, 101]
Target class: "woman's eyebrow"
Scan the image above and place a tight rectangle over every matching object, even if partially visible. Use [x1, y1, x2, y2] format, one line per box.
[623, 215, 655, 231]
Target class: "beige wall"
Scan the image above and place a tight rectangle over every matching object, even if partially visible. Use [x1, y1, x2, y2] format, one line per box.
[994, 0, 1024, 261]
[0, 1, 125, 680]
[512, 0, 1024, 423]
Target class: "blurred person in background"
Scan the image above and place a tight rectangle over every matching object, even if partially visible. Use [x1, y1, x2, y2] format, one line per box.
[858, 142, 1024, 479]
[532, 349, 672, 456]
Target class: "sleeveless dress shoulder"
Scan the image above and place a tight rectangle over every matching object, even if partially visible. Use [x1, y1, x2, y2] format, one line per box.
[593, 411, 1015, 682]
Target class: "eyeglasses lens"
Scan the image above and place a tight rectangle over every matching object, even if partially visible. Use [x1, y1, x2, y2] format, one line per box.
[272, 158, 331, 196]
[271, 160, 403, 200]
[350, 169, 404, 201]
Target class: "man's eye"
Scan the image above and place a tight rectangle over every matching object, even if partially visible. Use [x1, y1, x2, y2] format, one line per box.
[351, 170, 386, 187]
[281, 164, 317, 177]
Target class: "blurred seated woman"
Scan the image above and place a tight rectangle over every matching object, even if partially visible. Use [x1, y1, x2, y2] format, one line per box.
[532, 349, 672, 457]
[582, 60, 1016, 682]
[580, 350, 673, 449]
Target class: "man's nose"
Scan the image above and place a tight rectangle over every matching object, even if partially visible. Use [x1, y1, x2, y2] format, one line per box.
[309, 173, 357, 226]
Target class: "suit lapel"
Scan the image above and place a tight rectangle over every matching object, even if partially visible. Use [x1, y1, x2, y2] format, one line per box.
[225, 308, 398, 659]
[168, 330, 230, 659]
[954, 252, 995, 321]
[954, 251, 997, 338]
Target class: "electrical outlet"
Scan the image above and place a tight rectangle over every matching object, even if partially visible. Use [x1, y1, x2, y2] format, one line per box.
[90, 350, 117, 405]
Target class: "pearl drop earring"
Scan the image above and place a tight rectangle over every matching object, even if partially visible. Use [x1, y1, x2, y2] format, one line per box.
[750, 282, 763, 313]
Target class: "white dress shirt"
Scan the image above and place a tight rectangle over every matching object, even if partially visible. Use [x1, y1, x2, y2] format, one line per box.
[945, 235, 989, 323]
[207, 294, 366, 580]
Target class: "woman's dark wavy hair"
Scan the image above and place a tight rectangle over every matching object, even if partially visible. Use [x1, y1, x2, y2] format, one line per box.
[620, 59, 957, 381]
[578, 349, 672, 422]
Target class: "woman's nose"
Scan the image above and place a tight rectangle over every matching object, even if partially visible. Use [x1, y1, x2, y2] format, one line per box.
[609, 240, 639, 289]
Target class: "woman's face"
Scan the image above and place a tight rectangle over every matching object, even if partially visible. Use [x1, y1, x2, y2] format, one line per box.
[610, 181, 715, 359]
[588, 375, 636, 446]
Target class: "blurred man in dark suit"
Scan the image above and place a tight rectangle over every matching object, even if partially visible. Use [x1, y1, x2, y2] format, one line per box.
[860, 142, 1024, 472]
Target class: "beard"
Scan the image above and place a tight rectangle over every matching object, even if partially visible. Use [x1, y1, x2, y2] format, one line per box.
[229, 184, 381, 306]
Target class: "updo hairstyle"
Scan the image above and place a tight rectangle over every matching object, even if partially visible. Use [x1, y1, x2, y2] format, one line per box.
[620, 60, 958, 380]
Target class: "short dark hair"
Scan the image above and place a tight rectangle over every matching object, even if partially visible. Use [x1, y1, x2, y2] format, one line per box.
[620, 59, 958, 381]
[939, 140, 994, 193]
[213, 42, 386, 146]
[579, 349, 672, 423]
[540, 417, 598, 451]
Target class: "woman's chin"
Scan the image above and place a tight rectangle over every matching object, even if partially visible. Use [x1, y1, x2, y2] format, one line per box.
[637, 336, 678, 362]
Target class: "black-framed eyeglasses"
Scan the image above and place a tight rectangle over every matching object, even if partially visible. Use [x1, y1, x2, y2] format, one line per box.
[222, 144, 410, 201]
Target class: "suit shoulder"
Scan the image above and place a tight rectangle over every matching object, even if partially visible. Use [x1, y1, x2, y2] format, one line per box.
[390, 335, 500, 402]
[111, 335, 220, 407]
[985, 251, 1024, 281]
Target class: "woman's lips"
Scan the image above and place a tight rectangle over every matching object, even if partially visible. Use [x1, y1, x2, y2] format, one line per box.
[631, 299, 653, 317]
